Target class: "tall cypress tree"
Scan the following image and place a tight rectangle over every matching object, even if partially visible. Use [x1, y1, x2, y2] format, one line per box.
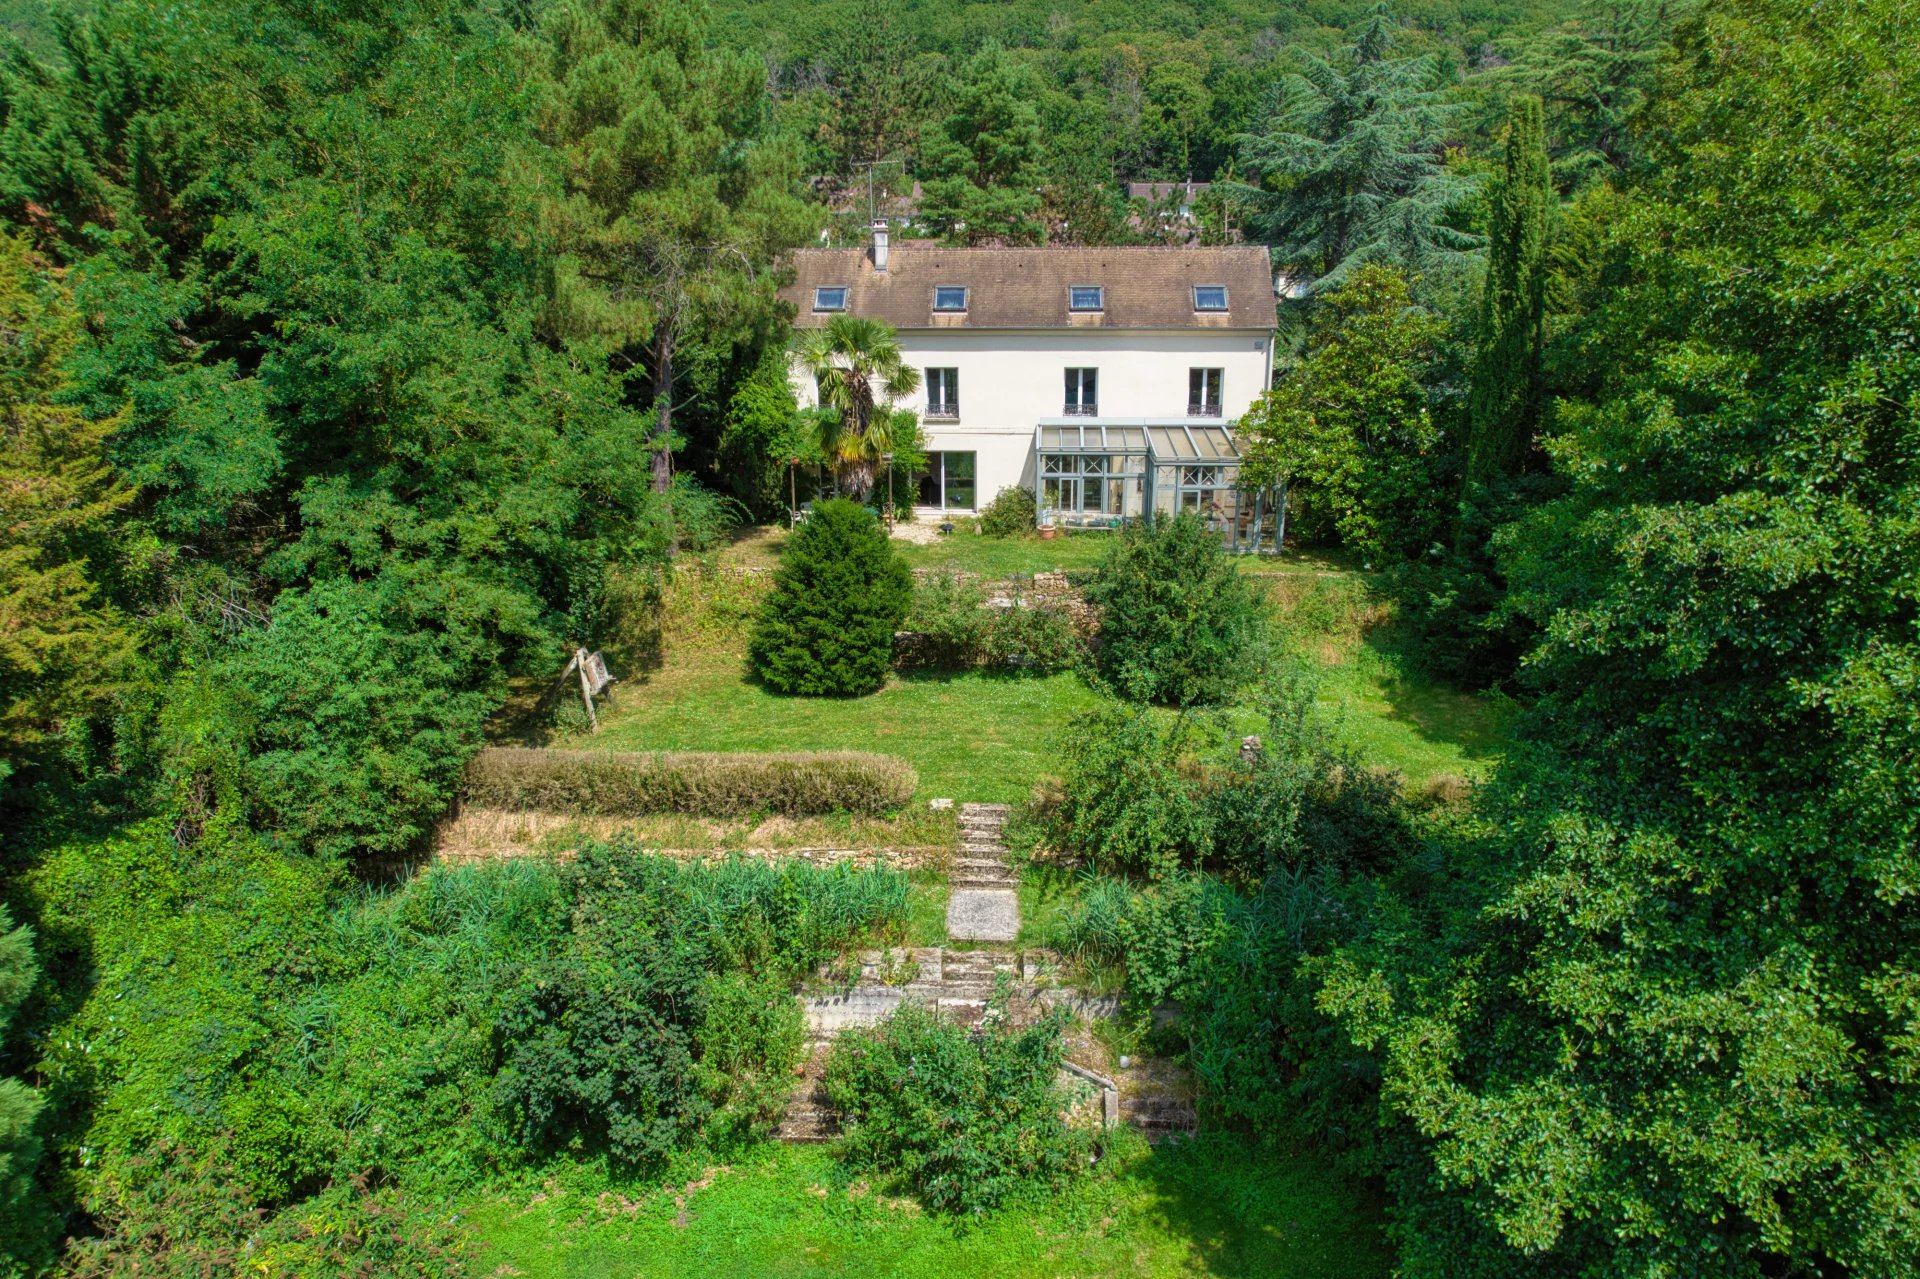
[1462, 95, 1551, 495]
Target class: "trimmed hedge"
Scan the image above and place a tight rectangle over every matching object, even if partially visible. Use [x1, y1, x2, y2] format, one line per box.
[464, 746, 917, 817]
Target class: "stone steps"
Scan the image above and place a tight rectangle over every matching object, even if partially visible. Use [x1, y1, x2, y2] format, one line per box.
[953, 861, 1017, 888]
[775, 1043, 840, 1143]
[949, 802, 1018, 943]
[776, 799, 1193, 1145]
[1120, 1095, 1198, 1137]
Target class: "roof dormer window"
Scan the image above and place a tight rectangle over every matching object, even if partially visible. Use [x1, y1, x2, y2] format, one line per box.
[1193, 285, 1229, 311]
[813, 286, 849, 312]
[934, 285, 968, 312]
[1068, 284, 1104, 312]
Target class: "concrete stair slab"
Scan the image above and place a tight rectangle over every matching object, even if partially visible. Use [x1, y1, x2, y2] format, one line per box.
[946, 887, 1019, 942]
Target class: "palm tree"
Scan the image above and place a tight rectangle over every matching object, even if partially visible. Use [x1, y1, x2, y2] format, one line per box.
[795, 314, 921, 498]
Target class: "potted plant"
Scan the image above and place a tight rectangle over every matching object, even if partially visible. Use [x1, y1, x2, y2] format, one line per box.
[1038, 506, 1057, 540]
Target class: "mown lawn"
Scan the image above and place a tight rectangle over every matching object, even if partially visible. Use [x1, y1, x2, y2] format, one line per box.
[461, 1137, 1391, 1279]
[567, 529, 1510, 805]
[587, 650, 1102, 804]
[721, 524, 1363, 580]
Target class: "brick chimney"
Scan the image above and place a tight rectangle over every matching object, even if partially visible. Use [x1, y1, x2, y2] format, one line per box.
[871, 219, 890, 273]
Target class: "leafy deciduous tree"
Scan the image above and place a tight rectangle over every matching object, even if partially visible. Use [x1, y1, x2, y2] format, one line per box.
[1238, 267, 1445, 561]
[1326, 1, 1920, 1271]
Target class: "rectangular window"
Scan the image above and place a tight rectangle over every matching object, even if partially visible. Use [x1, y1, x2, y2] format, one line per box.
[917, 451, 977, 510]
[1193, 285, 1229, 311]
[933, 285, 968, 311]
[1064, 367, 1098, 415]
[942, 451, 975, 509]
[1189, 368, 1223, 416]
[925, 368, 959, 417]
[1068, 284, 1104, 311]
[813, 286, 848, 311]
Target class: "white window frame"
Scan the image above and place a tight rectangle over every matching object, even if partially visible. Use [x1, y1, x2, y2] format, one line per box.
[1189, 367, 1224, 416]
[1068, 284, 1104, 312]
[1064, 367, 1098, 414]
[1193, 284, 1229, 311]
[813, 286, 849, 312]
[925, 367, 959, 417]
[933, 285, 968, 311]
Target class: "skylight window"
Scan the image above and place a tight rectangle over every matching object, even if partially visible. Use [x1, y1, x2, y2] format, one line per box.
[1068, 285, 1105, 311]
[813, 286, 848, 312]
[933, 285, 968, 311]
[1193, 285, 1229, 311]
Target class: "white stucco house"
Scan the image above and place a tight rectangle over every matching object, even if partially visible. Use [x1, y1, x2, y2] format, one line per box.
[779, 225, 1285, 551]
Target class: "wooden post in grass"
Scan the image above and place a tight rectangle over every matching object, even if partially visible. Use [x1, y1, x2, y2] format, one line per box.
[563, 647, 612, 733]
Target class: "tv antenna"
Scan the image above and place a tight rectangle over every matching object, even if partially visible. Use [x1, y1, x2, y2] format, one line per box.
[852, 158, 906, 227]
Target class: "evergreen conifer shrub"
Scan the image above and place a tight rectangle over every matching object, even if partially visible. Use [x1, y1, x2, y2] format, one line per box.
[748, 499, 912, 696]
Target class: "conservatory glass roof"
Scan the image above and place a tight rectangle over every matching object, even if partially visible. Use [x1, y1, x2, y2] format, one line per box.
[1037, 423, 1149, 453]
[1146, 423, 1240, 461]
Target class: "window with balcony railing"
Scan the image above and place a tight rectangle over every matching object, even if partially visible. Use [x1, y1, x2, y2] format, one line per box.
[1189, 367, 1223, 417]
[1064, 367, 1098, 416]
[925, 368, 959, 418]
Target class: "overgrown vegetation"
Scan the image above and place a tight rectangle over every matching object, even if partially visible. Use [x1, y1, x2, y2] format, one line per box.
[1050, 678, 1410, 882]
[3, 0, 1914, 1272]
[824, 1002, 1088, 1215]
[976, 485, 1037, 537]
[901, 573, 1083, 674]
[15, 833, 904, 1268]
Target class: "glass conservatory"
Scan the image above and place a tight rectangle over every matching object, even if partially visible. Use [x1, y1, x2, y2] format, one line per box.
[1035, 419, 1281, 552]
[1036, 423, 1149, 529]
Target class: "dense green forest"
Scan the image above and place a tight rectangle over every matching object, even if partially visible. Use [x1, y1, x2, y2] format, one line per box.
[1, 0, 1915, 1274]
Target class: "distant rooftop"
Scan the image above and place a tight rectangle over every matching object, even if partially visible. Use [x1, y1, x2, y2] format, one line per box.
[782, 244, 1277, 331]
[1126, 181, 1211, 203]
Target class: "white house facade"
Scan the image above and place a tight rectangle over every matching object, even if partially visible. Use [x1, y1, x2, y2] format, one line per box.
[780, 229, 1285, 550]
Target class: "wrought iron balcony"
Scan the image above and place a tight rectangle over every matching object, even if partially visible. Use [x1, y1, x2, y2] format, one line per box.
[1062, 403, 1098, 416]
[1188, 401, 1223, 417]
[925, 401, 960, 420]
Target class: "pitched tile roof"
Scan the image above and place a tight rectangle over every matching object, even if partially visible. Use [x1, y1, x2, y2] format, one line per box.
[782, 245, 1277, 331]
[1125, 181, 1211, 202]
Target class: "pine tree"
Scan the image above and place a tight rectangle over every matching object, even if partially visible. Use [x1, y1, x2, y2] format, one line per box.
[748, 499, 912, 696]
[0, 236, 131, 782]
[1462, 94, 1551, 496]
[818, 0, 931, 177]
[1483, 0, 1677, 191]
[535, 0, 817, 493]
[918, 43, 1045, 246]
[1231, 3, 1479, 294]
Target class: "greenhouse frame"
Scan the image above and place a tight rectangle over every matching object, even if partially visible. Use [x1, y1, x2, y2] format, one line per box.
[1034, 419, 1282, 553]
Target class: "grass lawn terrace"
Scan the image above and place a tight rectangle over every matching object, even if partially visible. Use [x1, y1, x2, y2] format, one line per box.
[587, 648, 1100, 804]
[562, 526, 1512, 806]
[461, 1137, 1392, 1279]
